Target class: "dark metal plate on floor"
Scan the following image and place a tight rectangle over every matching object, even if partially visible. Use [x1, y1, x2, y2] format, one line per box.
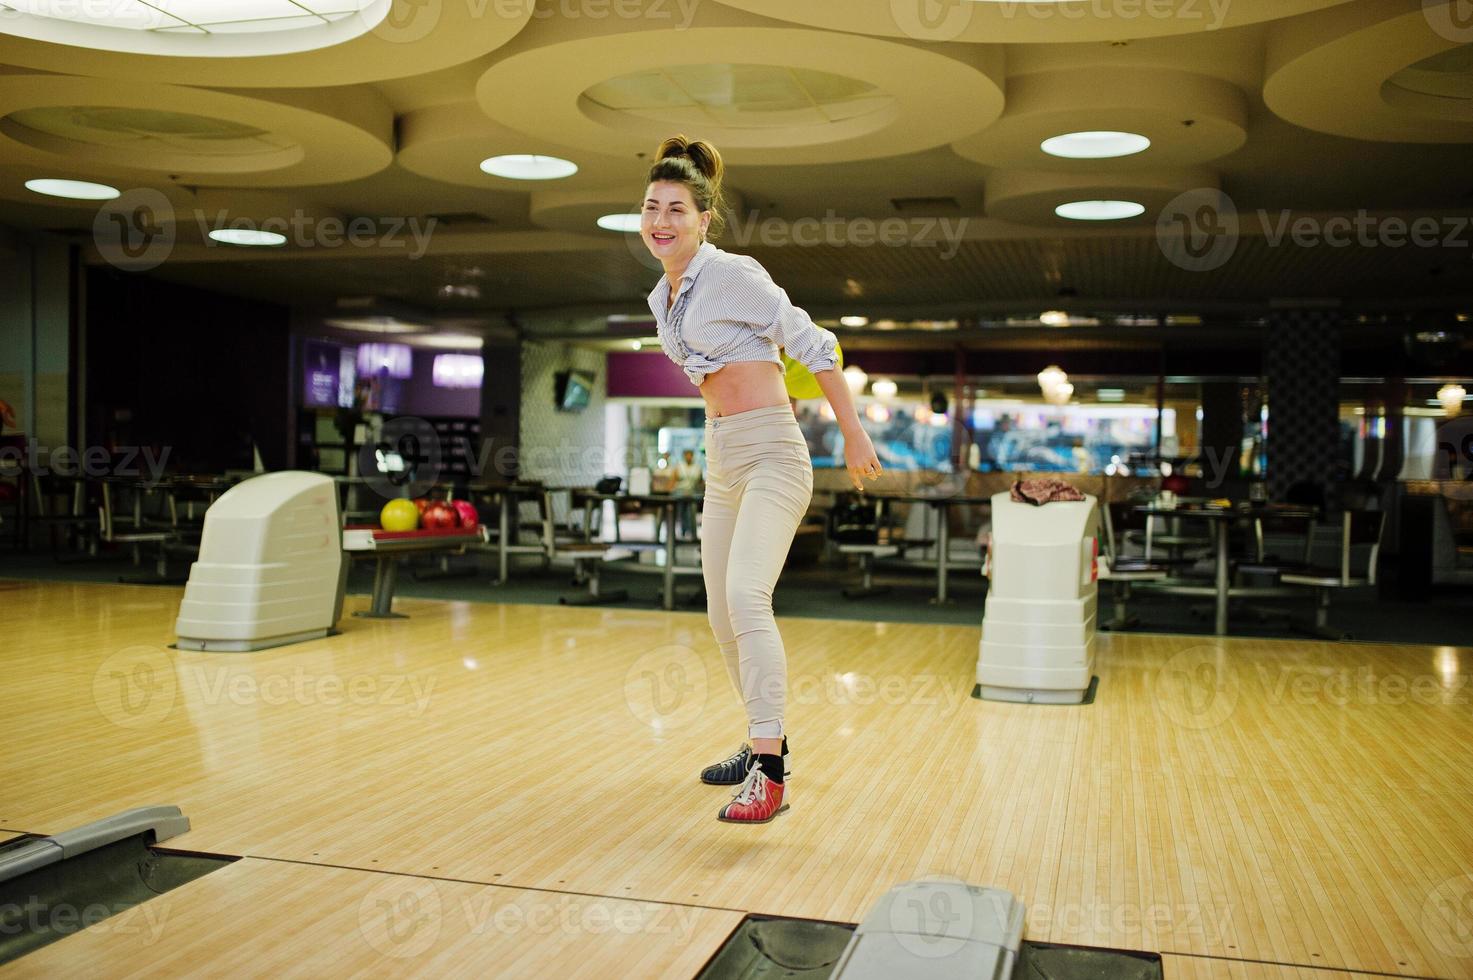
[695, 915, 856, 979]
[0, 833, 235, 965]
[1017, 940, 1162, 979]
[697, 916, 1163, 980]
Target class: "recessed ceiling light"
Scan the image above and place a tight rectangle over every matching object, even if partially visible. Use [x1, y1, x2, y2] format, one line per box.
[1040, 310, 1069, 327]
[1041, 131, 1150, 159]
[1055, 200, 1145, 221]
[479, 154, 578, 180]
[324, 316, 424, 334]
[25, 178, 120, 200]
[840, 315, 868, 327]
[1097, 388, 1126, 402]
[597, 213, 640, 233]
[208, 228, 286, 246]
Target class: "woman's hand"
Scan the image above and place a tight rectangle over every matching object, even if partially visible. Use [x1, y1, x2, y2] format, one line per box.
[844, 429, 883, 492]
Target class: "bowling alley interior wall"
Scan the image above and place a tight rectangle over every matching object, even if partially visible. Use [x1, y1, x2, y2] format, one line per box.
[518, 341, 606, 485]
[85, 269, 291, 472]
[0, 232, 72, 449]
[1265, 311, 1343, 499]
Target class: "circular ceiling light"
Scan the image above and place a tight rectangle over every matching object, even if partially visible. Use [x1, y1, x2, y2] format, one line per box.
[208, 228, 287, 247]
[1041, 131, 1151, 159]
[24, 178, 120, 200]
[2, 0, 389, 58]
[596, 213, 641, 233]
[1055, 200, 1145, 221]
[1040, 310, 1070, 327]
[840, 315, 868, 327]
[479, 154, 578, 180]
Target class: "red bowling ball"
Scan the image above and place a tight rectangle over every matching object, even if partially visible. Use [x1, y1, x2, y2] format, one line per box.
[421, 501, 459, 530]
[451, 500, 478, 527]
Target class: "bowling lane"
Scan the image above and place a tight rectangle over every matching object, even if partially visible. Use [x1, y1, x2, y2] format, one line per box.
[2, 858, 744, 979]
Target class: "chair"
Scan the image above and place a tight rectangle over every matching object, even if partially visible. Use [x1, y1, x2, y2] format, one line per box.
[99, 479, 178, 581]
[1281, 509, 1386, 639]
[1097, 502, 1168, 629]
[831, 496, 894, 598]
[30, 472, 104, 559]
[542, 488, 629, 605]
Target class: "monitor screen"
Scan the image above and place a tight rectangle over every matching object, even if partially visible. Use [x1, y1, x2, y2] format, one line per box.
[302, 340, 341, 409]
[554, 370, 594, 412]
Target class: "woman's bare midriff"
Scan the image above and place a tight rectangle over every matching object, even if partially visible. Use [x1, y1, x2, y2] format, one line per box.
[700, 360, 790, 418]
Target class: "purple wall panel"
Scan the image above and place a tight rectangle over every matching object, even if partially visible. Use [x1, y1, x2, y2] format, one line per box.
[400, 349, 481, 416]
[607, 351, 698, 398]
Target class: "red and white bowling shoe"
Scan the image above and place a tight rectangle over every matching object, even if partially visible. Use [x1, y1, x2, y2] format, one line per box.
[717, 764, 788, 824]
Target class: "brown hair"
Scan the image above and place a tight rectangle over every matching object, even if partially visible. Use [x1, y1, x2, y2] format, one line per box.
[646, 134, 727, 239]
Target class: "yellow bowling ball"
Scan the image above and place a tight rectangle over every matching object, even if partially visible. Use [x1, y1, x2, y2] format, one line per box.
[380, 498, 420, 532]
[782, 341, 843, 401]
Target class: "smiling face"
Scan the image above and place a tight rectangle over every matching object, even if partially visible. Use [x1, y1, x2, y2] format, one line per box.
[640, 180, 709, 271]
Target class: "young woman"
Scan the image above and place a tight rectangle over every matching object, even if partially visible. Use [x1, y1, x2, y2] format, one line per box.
[641, 135, 882, 825]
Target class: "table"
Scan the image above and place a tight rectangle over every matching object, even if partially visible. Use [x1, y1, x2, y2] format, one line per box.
[572, 490, 702, 610]
[342, 524, 487, 618]
[464, 483, 548, 584]
[1134, 503, 1316, 635]
[867, 491, 992, 603]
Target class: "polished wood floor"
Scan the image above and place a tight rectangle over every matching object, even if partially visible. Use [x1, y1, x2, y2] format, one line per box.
[2, 579, 1470, 978]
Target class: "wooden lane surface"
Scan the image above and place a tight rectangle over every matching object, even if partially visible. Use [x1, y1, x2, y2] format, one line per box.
[2, 858, 743, 979]
[1, 579, 1470, 978]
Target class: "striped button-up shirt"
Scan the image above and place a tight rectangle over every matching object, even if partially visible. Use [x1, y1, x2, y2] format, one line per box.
[647, 242, 839, 389]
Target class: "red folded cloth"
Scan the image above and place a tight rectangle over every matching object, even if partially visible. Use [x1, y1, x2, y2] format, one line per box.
[1011, 478, 1085, 506]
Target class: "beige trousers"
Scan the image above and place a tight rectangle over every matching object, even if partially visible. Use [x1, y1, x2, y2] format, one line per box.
[701, 404, 814, 739]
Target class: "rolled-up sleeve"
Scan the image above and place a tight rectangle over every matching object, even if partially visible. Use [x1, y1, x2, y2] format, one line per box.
[728, 255, 839, 376]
